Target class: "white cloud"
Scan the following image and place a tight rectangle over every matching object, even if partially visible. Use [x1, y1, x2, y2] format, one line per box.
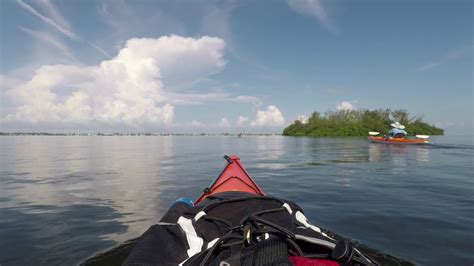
[87, 42, 112, 58]
[125, 36, 226, 86]
[218, 117, 231, 127]
[4, 35, 226, 128]
[251, 105, 285, 127]
[287, 0, 338, 34]
[19, 26, 75, 60]
[336, 100, 357, 111]
[200, 3, 235, 45]
[237, 116, 249, 126]
[297, 115, 308, 124]
[191, 120, 204, 127]
[234, 95, 262, 107]
[16, 0, 77, 39]
[39, 0, 74, 34]
[0, 75, 22, 91]
[164, 91, 260, 106]
[418, 47, 469, 71]
[16, 0, 112, 58]
[418, 62, 442, 71]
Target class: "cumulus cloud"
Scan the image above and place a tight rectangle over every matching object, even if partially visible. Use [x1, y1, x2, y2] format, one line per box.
[113, 36, 226, 87]
[336, 100, 357, 111]
[237, 116, 249, 126]
[191, 120, 204, 127]
[218, 117, 231, 128]
[4, 35, 226, 127]
[250, 105, 285, 127]
[0, 75, 22, 91]
[297, 115, 308, 124]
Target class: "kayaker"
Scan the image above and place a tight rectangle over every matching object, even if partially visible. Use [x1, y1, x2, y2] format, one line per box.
[386, 122, 407, 139]
[121, 156, 378, 266]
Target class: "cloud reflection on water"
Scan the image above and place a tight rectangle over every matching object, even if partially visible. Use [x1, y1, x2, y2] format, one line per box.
[1, 135, 471, 266]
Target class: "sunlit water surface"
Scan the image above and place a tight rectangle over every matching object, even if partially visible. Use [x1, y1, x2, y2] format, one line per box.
[0, 135, 472, 265]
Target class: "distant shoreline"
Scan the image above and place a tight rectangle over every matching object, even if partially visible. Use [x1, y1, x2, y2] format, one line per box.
[0, 132, 281, 137]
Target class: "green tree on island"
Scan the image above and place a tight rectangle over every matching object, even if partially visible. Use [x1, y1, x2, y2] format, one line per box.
[282, 109, 443, 137]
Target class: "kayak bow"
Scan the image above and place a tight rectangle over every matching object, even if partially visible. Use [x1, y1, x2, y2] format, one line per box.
[82, 155, 412, 266]
[195, 155, 265, 205]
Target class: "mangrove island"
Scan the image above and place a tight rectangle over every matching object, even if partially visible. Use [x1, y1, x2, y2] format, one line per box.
[282, 109, 444, 137]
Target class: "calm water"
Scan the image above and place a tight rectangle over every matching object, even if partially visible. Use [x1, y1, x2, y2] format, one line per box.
[0, 135, 473, 265]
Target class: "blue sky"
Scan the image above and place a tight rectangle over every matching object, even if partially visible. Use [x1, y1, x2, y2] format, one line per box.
[0, 0, 472, 133]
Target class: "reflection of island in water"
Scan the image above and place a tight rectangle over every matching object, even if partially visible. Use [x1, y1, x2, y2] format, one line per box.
[368, 143, 431, 172]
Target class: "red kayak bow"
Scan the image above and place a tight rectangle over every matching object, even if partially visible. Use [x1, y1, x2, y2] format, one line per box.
[195, 155, 265, 205]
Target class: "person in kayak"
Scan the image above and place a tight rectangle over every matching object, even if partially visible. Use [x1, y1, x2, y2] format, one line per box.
[386, 122, 407, 139]
[120, 156, 378, 266]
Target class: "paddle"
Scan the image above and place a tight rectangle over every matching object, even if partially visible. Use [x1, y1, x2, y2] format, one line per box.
[368, 131, 381, 136]
[415, 135, 430, 139]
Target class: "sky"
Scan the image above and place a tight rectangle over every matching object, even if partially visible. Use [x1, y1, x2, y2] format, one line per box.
[0, 0, 472, 133]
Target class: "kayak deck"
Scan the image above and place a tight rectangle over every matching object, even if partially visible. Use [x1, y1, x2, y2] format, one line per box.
[81, 154, 414, 266]
[368, 136, 430, 144]
[195, 155, 265, 205]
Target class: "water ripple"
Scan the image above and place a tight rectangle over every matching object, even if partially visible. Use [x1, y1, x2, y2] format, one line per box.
[0, 135, 472, 265]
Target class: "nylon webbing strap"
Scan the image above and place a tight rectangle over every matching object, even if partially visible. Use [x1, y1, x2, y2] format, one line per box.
[241, 239, 292, 266]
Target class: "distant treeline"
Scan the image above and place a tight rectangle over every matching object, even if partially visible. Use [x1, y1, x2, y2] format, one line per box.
[282, 109, 444, 137]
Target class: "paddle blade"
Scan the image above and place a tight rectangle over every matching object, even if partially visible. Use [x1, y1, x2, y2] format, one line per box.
[416, 135, 430, 139]
[369, 131, 380, 136]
